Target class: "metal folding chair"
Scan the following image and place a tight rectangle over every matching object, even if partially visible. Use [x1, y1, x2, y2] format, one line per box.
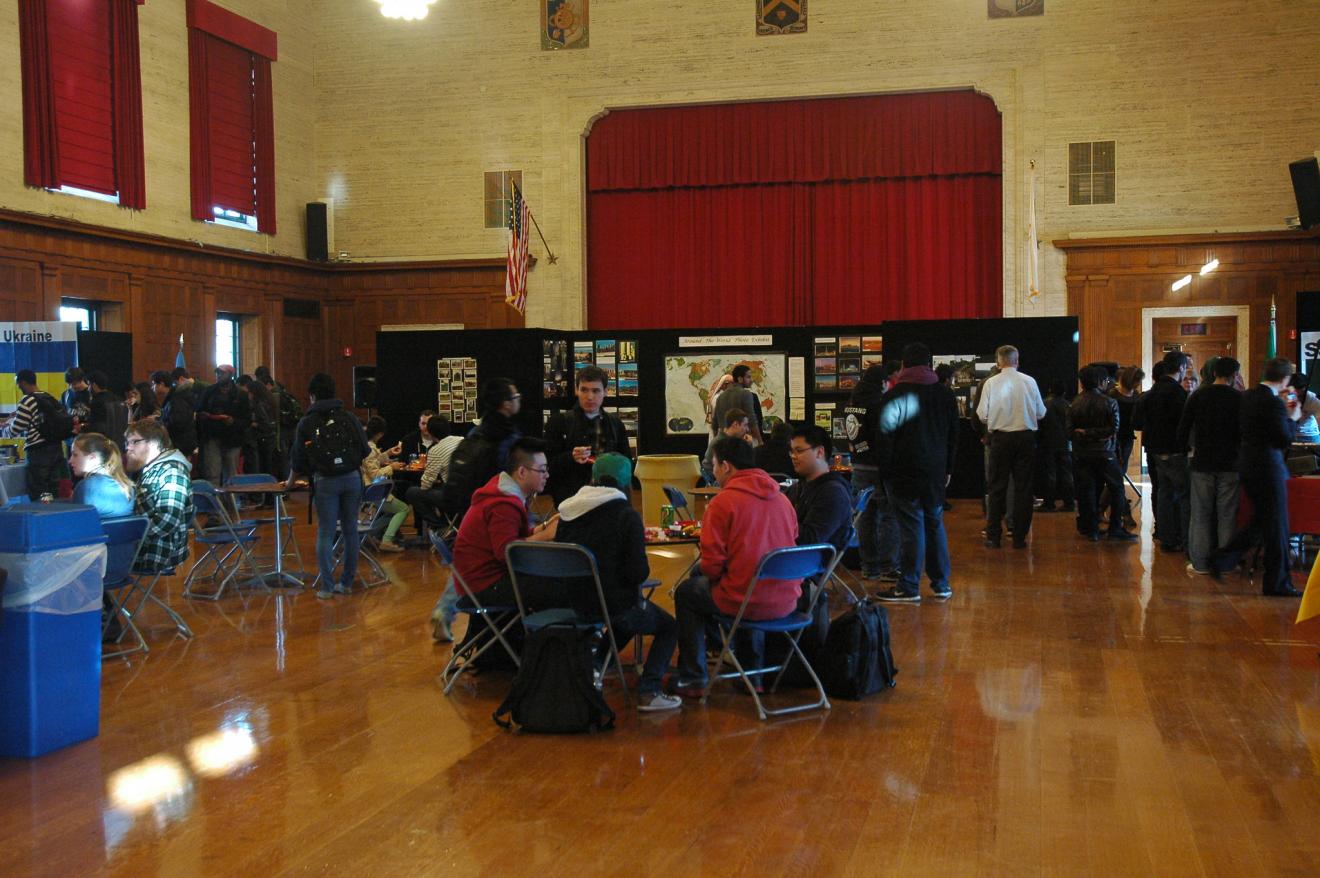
[431, 529, 523, 694]
[102, 516, 193, 658]
[662, 485, 692, 519]
[223, 473, 304, 573]
[505, 540, 629, 694]
[310, 479, 393, 590]
[705, 543, 841, 720]
[185, 481, 267, 601]
[830, 485, 874, 603]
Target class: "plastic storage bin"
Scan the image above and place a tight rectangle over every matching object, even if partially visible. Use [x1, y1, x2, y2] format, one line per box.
[0, 504, 107, 758]
[634, 454, 702, 527]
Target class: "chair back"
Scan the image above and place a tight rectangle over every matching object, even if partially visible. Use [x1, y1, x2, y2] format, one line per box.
[357, 479, 393, 529]
[504, 540, 605, 622]
[191, 480, 226, 517]
[754, 543, 838, 583]
[852, 485, 874, 517]
[662, 486, 690, 514]
[102, 515, 149, 588]
[223, 473, 273, 486]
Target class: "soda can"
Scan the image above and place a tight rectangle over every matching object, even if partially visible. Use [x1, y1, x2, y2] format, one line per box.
[660, 505, 676, 529]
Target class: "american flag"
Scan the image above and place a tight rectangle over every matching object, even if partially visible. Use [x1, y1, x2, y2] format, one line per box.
[505, 185, 531, 314]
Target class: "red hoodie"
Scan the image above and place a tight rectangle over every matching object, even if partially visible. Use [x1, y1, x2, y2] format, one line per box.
[451, 473, 531, 593]
[700, 468, 800, 618]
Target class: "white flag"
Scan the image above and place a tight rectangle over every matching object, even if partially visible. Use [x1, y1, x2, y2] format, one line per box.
[1026, 166, 1040, 300]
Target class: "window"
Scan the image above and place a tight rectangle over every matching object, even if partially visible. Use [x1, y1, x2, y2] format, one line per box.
[215, 314, 241, 372]
[1068, 141, 1116, 205]
[484, 171, 523, 228]
[59, 298, 99, 331]
[187, 0, 278, 234]
[17, 0, 146, 208]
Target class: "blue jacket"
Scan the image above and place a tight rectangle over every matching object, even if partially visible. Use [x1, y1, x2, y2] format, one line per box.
[73, 473, 135, 519]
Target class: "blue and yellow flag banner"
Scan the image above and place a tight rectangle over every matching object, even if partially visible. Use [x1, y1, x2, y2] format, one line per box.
[0, 321, 79, 412]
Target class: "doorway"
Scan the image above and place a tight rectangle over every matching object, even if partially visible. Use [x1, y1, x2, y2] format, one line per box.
[1141, 305, 1250, 388]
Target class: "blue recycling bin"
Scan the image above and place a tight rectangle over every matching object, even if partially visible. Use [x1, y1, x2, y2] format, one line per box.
[0, 504, 108, 758]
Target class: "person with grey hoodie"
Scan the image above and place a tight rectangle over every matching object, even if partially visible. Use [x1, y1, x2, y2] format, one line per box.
[555, 453, 681, 712]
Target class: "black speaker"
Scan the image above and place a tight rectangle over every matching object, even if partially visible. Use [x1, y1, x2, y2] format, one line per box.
[306, 202, 329, 261]
[1289, 157, 1320, 231]
[353, 365, 377, 408]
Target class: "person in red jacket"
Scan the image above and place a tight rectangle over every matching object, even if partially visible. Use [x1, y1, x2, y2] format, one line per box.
[672, 434, 799, 696]
[450, 437, 559, 608]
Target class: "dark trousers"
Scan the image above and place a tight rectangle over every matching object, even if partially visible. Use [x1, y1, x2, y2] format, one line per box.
[609, 601, 678, 696]
[25, 441, 65, 499]
[404, 485, 447, 532]
[1216, 463, 1292, 593]
[887, 487, 951, 595]
[1074, 454, 1124, 536]
[1153, 453, 1191, 550]
[986, 430, 1037, 541]
[1039, 448, 1075, 508]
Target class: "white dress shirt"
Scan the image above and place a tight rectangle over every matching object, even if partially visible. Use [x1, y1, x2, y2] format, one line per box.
[975, 367, 1047, 432]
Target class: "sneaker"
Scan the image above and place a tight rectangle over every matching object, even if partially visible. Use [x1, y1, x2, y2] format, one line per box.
[672, 680, 708, 698]
[315, 587, 336, 599]
[639, 692, 683, 712]
[377, 540, 404, 553]
[1185, 562, 1212, 576]
[930, 585, 952, 600]
[333, 585, 353, 596]
[877, 569, 902, 582]
[875, 587, 921, 603]
[431, 612, 454, 642]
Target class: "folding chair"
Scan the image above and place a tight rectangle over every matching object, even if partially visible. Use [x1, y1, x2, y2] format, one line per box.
[705, 543, 841, 721]
[310, 479, 393, 591]
[431, 529, 523, 694]
[223, 473, 304, 574]
[185, 481, 267, 601]
[831, 485, 874, 603]
[662, 485, 692, 519]
[102, 516, 193, 658]
[505, 540, 629, 694]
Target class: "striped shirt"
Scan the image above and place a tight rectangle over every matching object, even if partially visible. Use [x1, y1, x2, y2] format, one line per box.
[0, 393, 54, 448]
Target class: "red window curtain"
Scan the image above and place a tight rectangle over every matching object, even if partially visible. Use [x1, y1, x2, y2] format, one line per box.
[17, 0, 59, 190]
[110, 0, 146, 208]
[187, 29, 212, 221]
[48, 0, 115, 195]
[205, 37, 257, 217]
[253, 57, 276, 235]
[586, 91, 1003, 329]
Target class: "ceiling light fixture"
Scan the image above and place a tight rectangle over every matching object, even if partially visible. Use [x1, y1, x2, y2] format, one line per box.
[1200, 258, 1219, 275]
[1172, 274, 1192, 292]
[376, 0, 436, 21]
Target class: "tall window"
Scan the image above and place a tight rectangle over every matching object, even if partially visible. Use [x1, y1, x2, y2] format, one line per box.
[59, 298, 99, 330]
[187, 0, 278, 234]
[17, 0, 147, 208]
[484, 171, 523, 228]
[215, 314, 240, 372]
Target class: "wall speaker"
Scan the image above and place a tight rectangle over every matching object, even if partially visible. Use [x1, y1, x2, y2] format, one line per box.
[352, 364, 377, 408]
[1289, 157, 1320, 231]
[306, 202, 329, 261]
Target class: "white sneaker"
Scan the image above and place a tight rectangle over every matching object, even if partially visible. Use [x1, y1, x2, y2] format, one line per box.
[639, 692, 682, 712]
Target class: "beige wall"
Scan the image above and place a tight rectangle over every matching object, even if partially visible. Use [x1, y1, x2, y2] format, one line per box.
[0, 0, 318, 259]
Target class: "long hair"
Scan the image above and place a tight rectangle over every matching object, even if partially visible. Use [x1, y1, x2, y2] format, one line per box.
[73, 433, 135, 499]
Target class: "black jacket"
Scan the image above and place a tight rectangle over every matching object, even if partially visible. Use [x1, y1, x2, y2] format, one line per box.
[196, 378, 252, 446]
[784, 470, 853, 553]
[1176, 383, 1241, 472]
[1238, 385, 1292, 476]
[1134, 377, 1187, 454]
[84, 390, 128, 446]
[876, 371, 959, 504]
[754, 440, 793, 478]
[845, 372, 887, 468]
[554, 490, 649, 618]
[398, 429, 437, 461]
[162, 384, 198, 455]
[544, 407, 631, 505]
[1067, 390, 1119, 458]
[440, 410, 521, 519]
[1038, 395, 1071, 451]
[1111, 389, 1138, 444]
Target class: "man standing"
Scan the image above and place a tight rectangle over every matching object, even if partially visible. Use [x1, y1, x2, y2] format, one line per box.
[288, 373, 371, 599]
[1177, 356, 1242, 574]
[845, 363, 901, 581]
[159, 369, 199, 458]
[712, 364, 764, 445]
[1138, 350, 1192, 553]
[784, 424, 853, 555]
[122, 419, 193, 573]
[975, 345, 1046, 548]
[1, 370, 68, 499]
[672, 435, 799, 695]
[1037, 379, 1076, 513]
[1212, 358, 1302, 596]
[196, 364, 251, 485]
[82, 370, 128, 447]
[62, 366, 91, 429]
[1067, 366, 1138, 543]
[873, 344, 959, 603]
[545, 365, 631, 506]
[255, 366, 301, 479]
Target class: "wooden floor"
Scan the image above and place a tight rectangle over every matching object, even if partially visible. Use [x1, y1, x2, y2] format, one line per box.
[3, 490, 1319, 877]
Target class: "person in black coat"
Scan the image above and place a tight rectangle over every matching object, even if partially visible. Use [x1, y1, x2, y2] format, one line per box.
[1211, 358, 1303, 596]
[160, 371, 199, 458]
[845, 363, 901, 579]
[1038, 379, 1075, 512]
[754, 421, 794, 479]
[82, 370, 128, 448]
[196, 365, 252, 485]
[1133, 351, 1191, 552]
[784, 424, 853, 555]
[544, 365, 631, 506]
[874, 343, 959, 603]
[1067, 366, 1136, 542]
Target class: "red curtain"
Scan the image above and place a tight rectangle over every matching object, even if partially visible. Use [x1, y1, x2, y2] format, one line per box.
[205, 38, 257, 216]
[187, 29, 212, 221]
[48, 0, 115, 194]
[18, 0, 60, 190]
[253, 56, 277, 234]
[586, 91, 1003, 329]
[110, 0, 146, 208]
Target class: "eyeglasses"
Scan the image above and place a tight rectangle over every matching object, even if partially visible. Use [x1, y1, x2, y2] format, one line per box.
[788, 445, 817, 456]
[507, 394, 521, 402]
[525, 466, 549, 475]
[125, 438, 148, 447]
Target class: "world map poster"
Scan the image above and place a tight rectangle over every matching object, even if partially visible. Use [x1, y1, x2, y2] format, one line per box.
[663, 352, 787, 435]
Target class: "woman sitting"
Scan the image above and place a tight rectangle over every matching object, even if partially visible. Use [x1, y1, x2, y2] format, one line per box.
[361, 416, 409, 552]
[70, 432, 135, 519]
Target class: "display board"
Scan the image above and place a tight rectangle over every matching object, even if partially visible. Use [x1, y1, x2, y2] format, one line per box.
[662, 351, 787, 435]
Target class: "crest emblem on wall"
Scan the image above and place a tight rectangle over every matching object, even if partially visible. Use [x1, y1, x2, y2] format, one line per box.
[988, 0, 1044, 18]
[756, 0, 807, 36]
[542, 0, 589, 50]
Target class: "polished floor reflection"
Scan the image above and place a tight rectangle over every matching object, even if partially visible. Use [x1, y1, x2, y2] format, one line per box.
[2, 491, 1318, 877]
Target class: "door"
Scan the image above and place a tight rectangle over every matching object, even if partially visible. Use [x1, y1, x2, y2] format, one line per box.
[1151, 316, 1238, 386]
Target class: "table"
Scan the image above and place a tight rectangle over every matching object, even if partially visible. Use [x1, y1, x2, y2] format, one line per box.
[690, 485, 720, 519]
[218, 482, 305, 587]
[0, 462, 25, 505]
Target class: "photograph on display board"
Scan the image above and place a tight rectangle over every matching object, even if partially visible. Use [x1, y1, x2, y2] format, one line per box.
[663, 352, 787, 435]
[862, 354, 885, 370]
[838, 357, 861, 375]
[616, 407, 639, 435]
[573, 342, 593, 364]
[595, 339, 617, 358]
[618, 340, 638, 363]
[814, 374, 837, 391]
[838, 374, 858, 391]
[814, 338, 837, 357]
[815, 357, 837, 375]
[862, 336, 883, 352]
[840, 336, 861, 354]
[932, 354, 984, 389]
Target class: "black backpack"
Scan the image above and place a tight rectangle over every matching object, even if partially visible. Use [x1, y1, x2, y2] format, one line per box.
[818, 599, 898, 699]
[738, 587, 830, 688]
[276, 386, 303, 430]
[493, 623, 615, 734]
[32, 392, 74, 443]
[304, 408, 365, 476]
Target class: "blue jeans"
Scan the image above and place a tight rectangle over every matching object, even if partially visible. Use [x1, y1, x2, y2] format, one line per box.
[887, 486, 950, 596]
[1188, 470, 1239, 571]
[313, 470, 363, 589]
[852, 467, 900, 575]
[432, 576, 459, 622]
[675, 576, 721, 684]
[609, 601, 678, 696]
[1153, 453, 1191, 550]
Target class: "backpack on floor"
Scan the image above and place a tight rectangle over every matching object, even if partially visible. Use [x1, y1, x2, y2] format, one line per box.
[818, 599, 898, 700]
[493, 623, 615, 734]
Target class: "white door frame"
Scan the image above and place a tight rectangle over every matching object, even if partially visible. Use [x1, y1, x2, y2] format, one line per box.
[1141, 305, 1250, 380]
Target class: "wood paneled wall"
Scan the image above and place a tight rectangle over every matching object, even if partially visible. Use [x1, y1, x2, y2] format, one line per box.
[1057, 230, 1320, 382]
[0, 211, 521, 411]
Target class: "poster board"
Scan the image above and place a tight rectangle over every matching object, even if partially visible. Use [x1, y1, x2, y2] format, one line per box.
[662, 352, 787, 435]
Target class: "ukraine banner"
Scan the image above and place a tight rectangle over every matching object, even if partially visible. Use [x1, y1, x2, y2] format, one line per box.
[0, 321, 80, 413]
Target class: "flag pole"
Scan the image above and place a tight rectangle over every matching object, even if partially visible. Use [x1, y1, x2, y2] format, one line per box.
[510, 180, 557, 265]
[1268, 296, 1277, 359]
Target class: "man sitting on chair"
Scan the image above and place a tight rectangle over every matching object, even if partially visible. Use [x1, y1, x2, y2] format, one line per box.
[555, 453, 682, 712]
[122, 419, 193, 574]
[672, 435, 799, 697]
[784, 424, 853, 554]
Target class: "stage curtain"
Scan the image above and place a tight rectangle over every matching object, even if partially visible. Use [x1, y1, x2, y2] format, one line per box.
[586, 90, 1003, 329]
[18, 0, 60, 190]
[111, 0, 147, 209]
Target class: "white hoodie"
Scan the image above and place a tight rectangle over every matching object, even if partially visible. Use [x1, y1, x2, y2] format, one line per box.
[556, 485, 626, 522]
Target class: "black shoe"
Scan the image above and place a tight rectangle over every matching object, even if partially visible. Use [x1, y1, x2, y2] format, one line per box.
[875, 587, 921, 604]
[1106, 529, 1138, 542]
[929, 585, 952, 600]
[1264, 584, 1303, 597]
[984, 537, 1002, 549]
[1159, 542, 1184, 554]
[1012, 538, 1027, 549]
[1086, 532, 1101, 542]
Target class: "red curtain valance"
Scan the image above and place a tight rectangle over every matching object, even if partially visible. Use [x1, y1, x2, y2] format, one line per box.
[187, 0, 277, 60]
[587, 90, 1001, 192]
